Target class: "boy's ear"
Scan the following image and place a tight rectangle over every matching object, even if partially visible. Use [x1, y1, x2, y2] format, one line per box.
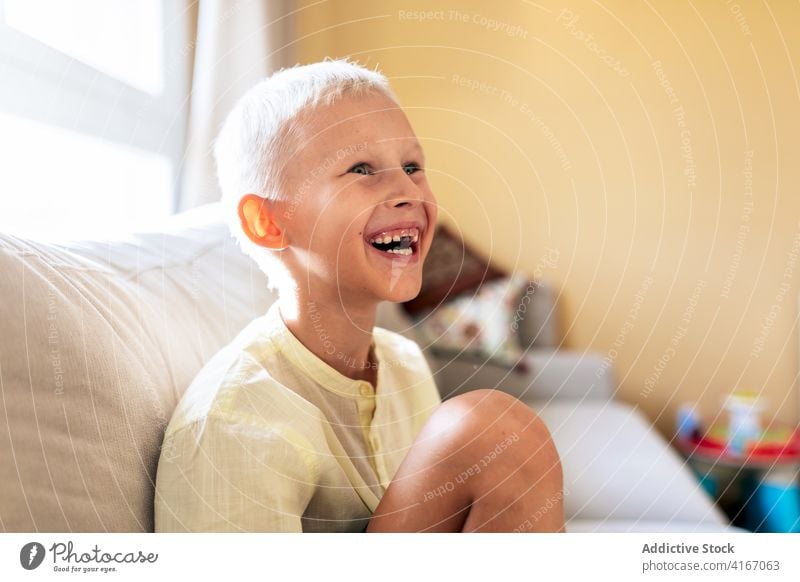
[238, 194, 288, 250]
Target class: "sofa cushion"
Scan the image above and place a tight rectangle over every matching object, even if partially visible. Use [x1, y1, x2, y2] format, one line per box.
[534, 400, 730, 527]
[514, 278, 558, 350]
[0, 203, 275, 532]
[429, 349, 617, 402]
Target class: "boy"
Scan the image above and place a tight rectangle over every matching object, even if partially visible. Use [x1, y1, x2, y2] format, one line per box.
[154, 60, 564, 532]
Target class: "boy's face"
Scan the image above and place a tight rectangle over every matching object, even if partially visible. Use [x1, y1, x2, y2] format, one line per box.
[279, 92, 438, 305]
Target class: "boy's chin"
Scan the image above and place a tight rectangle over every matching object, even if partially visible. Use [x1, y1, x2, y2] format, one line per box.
[376, 280, 422, 304]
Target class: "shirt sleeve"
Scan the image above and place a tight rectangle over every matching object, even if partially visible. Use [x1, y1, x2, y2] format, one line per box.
[408, 341, 443, 435]
[155, 416, 318, 532]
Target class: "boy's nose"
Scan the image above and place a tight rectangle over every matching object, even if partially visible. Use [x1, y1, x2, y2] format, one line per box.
[382, 167, 425, 208]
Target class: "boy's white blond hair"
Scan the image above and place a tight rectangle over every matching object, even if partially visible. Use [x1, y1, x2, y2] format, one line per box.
[213, 59, 398, 288]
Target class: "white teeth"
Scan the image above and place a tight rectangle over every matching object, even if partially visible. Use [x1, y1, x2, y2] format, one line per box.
[387, 247, 412, 256]
[369, 226, 421, 244]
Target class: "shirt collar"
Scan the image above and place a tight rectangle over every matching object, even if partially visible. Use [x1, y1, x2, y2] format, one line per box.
[265, 302, 381, 399]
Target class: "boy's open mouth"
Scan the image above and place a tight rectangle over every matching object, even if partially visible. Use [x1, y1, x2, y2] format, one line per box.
[365, 226, 420, 258]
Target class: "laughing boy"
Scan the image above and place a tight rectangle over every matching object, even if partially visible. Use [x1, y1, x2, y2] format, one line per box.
[155, 60, 564, 533]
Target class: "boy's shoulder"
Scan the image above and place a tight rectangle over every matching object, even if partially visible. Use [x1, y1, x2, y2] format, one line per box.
[372, 325, 434, 378]
[372, 325, 425, 357]
[164, 308, 314, 436]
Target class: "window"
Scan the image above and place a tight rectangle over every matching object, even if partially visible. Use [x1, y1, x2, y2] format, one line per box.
[0, 0, 190, 240]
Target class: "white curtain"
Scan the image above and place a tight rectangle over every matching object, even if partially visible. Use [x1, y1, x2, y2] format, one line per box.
[177, 0, 295, 211]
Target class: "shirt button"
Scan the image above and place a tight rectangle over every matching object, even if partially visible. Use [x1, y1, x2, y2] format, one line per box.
[359, 383, 372, 396]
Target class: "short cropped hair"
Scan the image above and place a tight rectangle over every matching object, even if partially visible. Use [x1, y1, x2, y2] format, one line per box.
[213, 59, 398, 287]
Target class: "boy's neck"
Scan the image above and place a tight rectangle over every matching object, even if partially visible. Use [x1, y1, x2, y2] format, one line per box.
[277, 294, 378, 386]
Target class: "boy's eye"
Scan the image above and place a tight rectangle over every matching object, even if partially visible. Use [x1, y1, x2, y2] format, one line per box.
[348, 163, 372, 175]
[347, 162, 423, 176]
[403, 163, 422, 175]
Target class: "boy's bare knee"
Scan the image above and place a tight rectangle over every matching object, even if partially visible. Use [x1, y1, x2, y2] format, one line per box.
[452, 391, 563, 516]
[445, 388, 543, 431]
[429, 389, 553, 455]
[431, 389, 562, 499]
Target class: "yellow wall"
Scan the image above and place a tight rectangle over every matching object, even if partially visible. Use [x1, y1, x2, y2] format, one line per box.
[295, 0, 800, 435]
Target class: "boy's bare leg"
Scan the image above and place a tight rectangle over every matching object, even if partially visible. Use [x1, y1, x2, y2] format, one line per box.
[367, 389, 565, 532]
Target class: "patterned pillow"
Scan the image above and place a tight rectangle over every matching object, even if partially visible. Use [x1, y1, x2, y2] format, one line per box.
[413, 275, 530, 370]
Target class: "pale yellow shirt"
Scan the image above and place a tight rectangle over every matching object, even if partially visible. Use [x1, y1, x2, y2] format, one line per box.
[154, 302, 441, 532]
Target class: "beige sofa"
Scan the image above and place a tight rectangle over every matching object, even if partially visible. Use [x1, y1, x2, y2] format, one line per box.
[0, 204, 734, 532]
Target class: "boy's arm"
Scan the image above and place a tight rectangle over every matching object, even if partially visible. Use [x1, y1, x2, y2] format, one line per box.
[155, 417, 316, 532]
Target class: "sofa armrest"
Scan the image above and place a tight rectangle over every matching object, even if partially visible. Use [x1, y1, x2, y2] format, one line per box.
[426, 349, 617, 404]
